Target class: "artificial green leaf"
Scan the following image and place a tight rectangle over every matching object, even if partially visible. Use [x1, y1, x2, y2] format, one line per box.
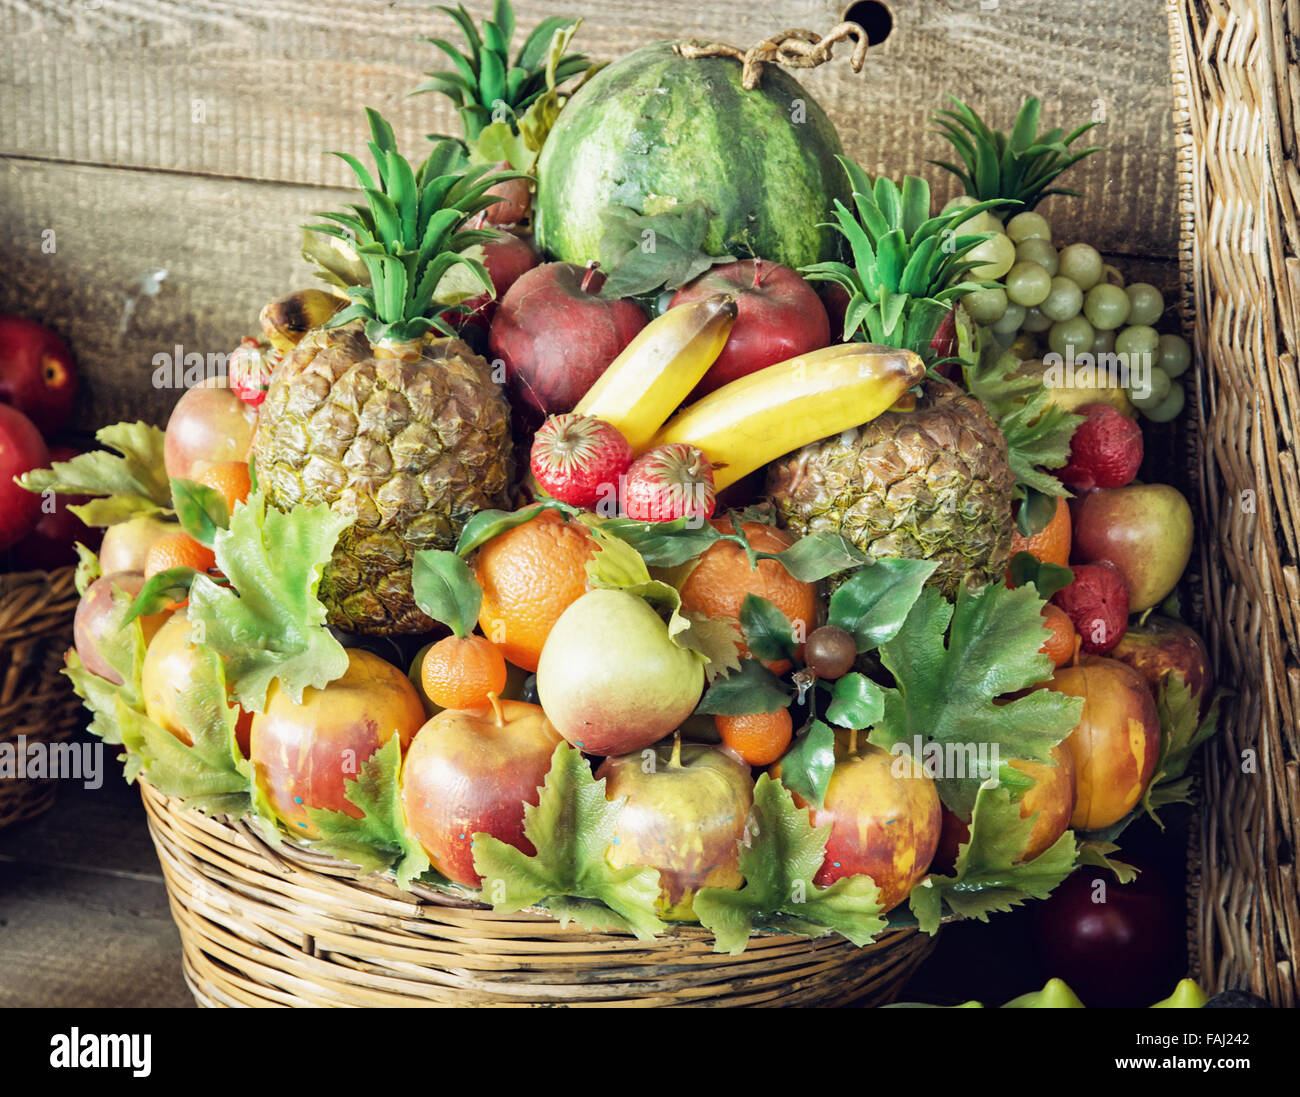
[580, 518, 696, 646]
[1141, 679, 1221, 824]
[123, 567, 196, 624]
[825, 673, 886, 730]
[676, 612, 742, 685]
[596, 516, 723, 567]
[828, 558, 938, 653]
[597, 203, 734, 298]
[764, 531, 871, 582]
[170, 478, 229, 547]
[73, 542, 101, 596]
[869, 583, 1082, 818]
[18, 421, 170, 523]
[304, 736, 432, 885]
[454, 500, 578, 556]
[472, 743, 665, 938]
[1076, 839, 1139, 884]
[696, 658, 791, 716]
[411, 549, 482, 638]
[694, 775, 887, 954]
[775, 720, 837, 810]
[739, 594, 797, 664]
[187, 490, 350, 713]
[1007, 552, 1074, 599]
[908, 783, 1077, 933]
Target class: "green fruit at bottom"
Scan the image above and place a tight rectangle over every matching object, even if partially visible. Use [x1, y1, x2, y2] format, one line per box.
[1003, 978, 1086, 1008]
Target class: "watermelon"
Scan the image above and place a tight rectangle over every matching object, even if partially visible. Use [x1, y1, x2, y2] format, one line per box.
[535, 42, 849, 271]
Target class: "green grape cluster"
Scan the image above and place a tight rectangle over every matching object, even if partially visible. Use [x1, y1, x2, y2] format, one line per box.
[946, 199, 1192, 423]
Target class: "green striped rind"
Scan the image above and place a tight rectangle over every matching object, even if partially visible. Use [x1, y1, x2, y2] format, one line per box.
[536, 42, 849, 270]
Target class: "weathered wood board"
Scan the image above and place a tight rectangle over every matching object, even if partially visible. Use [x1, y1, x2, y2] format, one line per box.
[0, 0, 1178, 428]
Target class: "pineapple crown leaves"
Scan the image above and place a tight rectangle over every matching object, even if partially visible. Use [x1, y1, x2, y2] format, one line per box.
[306, 110, 529, 344]
[415, 0, 590, 141]
[930, 96, 1103, 211]
[801, 157, 1013, 360]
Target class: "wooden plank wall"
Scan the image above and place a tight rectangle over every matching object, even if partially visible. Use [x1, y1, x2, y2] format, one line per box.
[0, 0, 1178, 428]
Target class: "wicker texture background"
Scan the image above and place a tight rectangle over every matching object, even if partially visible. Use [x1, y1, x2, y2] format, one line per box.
[1169, 0, 1299, 1005]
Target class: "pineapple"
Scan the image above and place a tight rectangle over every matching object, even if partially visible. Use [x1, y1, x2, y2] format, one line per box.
[255, 111, 518, 635]
[775, 164, 1016, 594]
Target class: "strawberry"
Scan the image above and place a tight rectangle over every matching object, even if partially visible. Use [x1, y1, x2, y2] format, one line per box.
[1052, 561, 1129, 654]
[530, 414, 633, 508]
[1058, 403, 1143, 491]
[227, 336, 279, 407]
[622, 443, 716, 523]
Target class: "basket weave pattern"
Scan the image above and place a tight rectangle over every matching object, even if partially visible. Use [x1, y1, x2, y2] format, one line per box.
[0, 567, 83, 829]
[139, 781, 936, 1007]
[1169, 0, 1299, 1005]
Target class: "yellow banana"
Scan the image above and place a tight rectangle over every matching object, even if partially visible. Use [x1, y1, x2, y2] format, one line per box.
[259, 289, 347, 352]
[574, 294, 737, 450]
[650, 343, 927, 490]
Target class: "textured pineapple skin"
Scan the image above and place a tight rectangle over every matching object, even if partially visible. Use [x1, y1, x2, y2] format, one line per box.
[254, 321, 513, 635]
[766, 386, 1015, 598]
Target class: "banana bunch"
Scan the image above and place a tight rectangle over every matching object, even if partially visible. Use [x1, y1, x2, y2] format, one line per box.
[259, 289, 347, 352]
[576, 302, 926, 489]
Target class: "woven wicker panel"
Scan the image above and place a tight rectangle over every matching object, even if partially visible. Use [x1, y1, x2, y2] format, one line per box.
[138, 781, 937, 1007]
[0, 567, 84, 829]
[1168, 0, 1300, 1005]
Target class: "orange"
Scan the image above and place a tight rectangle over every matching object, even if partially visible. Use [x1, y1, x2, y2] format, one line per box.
[716, 709, 794, 766]
[197, 460, 252, 515]
[1040, 604, 1078, 667]
[472, 509, 596, 672]
[1009, 495, 1072, 568]
[144, 532, 217, 610]
[678, 520, 820, 674]
[421, 633, 508, 710]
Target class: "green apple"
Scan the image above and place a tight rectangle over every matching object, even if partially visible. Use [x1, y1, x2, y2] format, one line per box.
[1072, 484, 1193, 610]
[536, 589, 704, 756]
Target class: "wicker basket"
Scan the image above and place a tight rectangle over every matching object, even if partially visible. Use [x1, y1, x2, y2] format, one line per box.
[1168, 0, 1300, 1006]
[0, 567, 83, 829]
[139, 780, 936, 1007]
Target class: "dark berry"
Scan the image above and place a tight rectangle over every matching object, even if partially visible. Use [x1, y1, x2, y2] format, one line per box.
[805, 625, 856, 679]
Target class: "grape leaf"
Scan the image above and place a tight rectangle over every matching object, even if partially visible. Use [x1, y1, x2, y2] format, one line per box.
[472, 743, 666, 939]
[676, 612, 742, 684]
[868, 582, 1082, 818]
[696, 658, 791, 716]
[776, 719, 837, 810]
[304, 736, 432, 886]
[411, 549, 482, 637]
[739, 593, 797, 664]
[73, 542, 101, 596]
[187, 490, 350, 712]
[1076, 839, 1139, 884]
[908, 782, 1077, 934]
[597, 202, 734, 298]
[1141, 678, 1221, 824]
[828, 558, 938, 653]
[693, 775, 887, 954]
[19, 421, 171, 524]
[1007, 552, 1073, 599]
[170, 478, 229, 547]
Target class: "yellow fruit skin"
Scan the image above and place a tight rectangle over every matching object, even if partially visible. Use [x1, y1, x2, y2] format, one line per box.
[651, 343, 927, 489]
[259, 289, 346, 351]
[574, 294, 737, 449]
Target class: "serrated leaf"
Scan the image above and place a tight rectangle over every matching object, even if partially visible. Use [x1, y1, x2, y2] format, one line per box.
[19, 422, 170, 524]
[825, 673, 886, 730]
[597, 203, 734, 297]
[472, 743, 666, 939]
[775, 719, 837, 810]
[676, 612, 742, 684]
[739, 593, 797, 664]
[694, 775, 887, 954]
[868, 582, 1082, 818]
[1076, 839, 1139, 884]
[187, 491, 349, 712]
[304, 736, 431, 885]
[828, 557, 938, 653]
[411, 549, 482, 637]
[696, 658, 791, 716]
[73, 542, 101, 596]
[909, 783, 1077, 933]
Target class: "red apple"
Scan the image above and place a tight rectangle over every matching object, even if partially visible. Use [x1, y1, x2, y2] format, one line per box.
[399, 696, 562, 886]
[456, 230, 539, 334]
[596, 738, 754, 920]
[1071, 484, 1193, 611]
[250, 649, 425, 838]
[0, 403, 49, 552]
[73, 571, 169, 684]
[670, 259, 830, 399]
[0, 315, 78, 435]
[488, 262, 647, 418]
[1045, 656, 1161, 830]
[1110, 615, 1213, 714]
[7, 445, 101, 571]
[773, 734, 941, 913]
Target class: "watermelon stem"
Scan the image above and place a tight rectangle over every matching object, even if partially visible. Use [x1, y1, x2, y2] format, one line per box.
[674, 22, 869, 90]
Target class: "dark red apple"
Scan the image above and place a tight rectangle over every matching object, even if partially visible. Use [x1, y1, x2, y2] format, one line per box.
[0, 403, 49, 553]
[7, 445, 101, 571]
[399, 697, 562, 887]
[456, 230, 539, 334]
[1111, 615, 1214, 714]
[1032, 858, 1183, 1007]
[670, 260, 830, 399]
[489, 262, 647, 418]
[0, 315, 78, 436]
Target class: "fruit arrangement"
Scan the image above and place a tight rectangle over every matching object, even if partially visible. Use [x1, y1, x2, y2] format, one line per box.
[29, 5, 1220, 956]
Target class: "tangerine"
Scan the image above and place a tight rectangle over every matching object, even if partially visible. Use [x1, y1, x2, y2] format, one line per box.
[1009, 494, 1072, 568]
[1040, 603, 1079, 667]
[420, 633, 508, 710]
[197, 460, 252, 515]
[716, 709, 794, 766]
